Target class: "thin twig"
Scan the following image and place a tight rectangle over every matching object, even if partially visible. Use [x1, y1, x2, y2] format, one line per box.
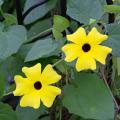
[15, 0, 23, 25]
[99, 65, 119, 111]
[52, 58, 64, 68]
[26, 28, 52, 43]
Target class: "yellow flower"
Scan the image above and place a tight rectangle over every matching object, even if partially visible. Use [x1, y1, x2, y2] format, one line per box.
[13, 63, 61, 109]
[62, 27, 112, 72]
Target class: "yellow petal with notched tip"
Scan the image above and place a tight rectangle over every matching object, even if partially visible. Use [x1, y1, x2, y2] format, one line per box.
[20, 91, 41, 109]
[87, 27, 108, 45]
[91, 45, 112, 64]
[13, 75, 33, 96]
[67, 27, 87, 44]
[62, 44, 81, 62]
[22, 63, 41, 81]
[76, 55, 96, 72]
[41, 64, 61, 85]
[40, 86, 61, 108]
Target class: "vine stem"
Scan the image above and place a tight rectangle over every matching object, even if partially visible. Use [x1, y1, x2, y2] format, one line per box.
[52, 58, 64, 68]
[100, 66, 119, 111]
[3, 92, 13, 96]
[27, 28, 53, 43]
[15, 0, 23, 25]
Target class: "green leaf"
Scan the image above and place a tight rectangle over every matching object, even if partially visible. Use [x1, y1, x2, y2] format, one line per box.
[0, 102, 17, 120]
[24, 0, 58, 24]
[25, 38, 64, 62]
[53, 15, 70, 32]
[28, 18, 52, 40]
[3, 14, 17, 25]
[52, 29, 63, 40]
[53, 15, 70, 40]
[16, 105, 46, 120]
[0, 24, 27, 60]
[67, 0, 105, 24]
[104, 5, 120, 13]
[103, 23, 120, 57]
[63, 72, 114, 120]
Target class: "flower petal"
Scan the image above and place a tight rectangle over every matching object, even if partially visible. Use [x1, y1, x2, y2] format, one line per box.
[87, 27, 108, 45]
[40, 86, 61, 108]
[76, 55, 96, 72]
[66, 27, 87, 44]
[20, 92, 41, 109]
[41, 64, 61, 85]
[13, 75, 33, 96]
[91, 45, 112, 64]
[22, 63, 41, 81]
[62, 44, 81, 62]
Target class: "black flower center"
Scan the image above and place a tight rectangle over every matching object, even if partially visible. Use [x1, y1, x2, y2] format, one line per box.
[82, 43, 91, 52]
[34, 81, 42, 90]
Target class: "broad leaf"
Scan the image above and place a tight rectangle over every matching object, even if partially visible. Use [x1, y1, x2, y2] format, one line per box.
[104, 23, 120, 57]
[24, 0, 58, 24]
[0, 24, 27, 60]
[16, 105, 46, 120]
[67, 0, 105, 24]
[28, 18, 52, 40]
[25, 38, 64, 62]
[0, 103, 17, 120]
[63, 72, 114, 120]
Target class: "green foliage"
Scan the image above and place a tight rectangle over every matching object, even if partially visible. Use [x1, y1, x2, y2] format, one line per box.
[63, 72, 114, 120]
[16, 105, 46, 120]
[24, 0, 58, 24]
[104, 5, 120, 13]
[0, 103, 17, 120]
[104, 23, 120, 56]
[0, 24, 27, 60]
[28, 18, 52, 40]
[0, 0, 3, 7]
[3, 14, 17, 25]
[67, 0, 105, 24]
[53, 15, 70, 40]
[0, 0, 120, 120]
[25, 38, 64, 62]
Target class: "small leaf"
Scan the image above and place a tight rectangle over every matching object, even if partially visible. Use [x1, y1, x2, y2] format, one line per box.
[0, 102, 17, 120]
[52, 29, 63, 40]
[63, 72, 114, 120]
[104, 5, 120, 13]
[53, 15, 70, 32]
[3, 13, 17, 25]
[53, 15, 70, 40]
